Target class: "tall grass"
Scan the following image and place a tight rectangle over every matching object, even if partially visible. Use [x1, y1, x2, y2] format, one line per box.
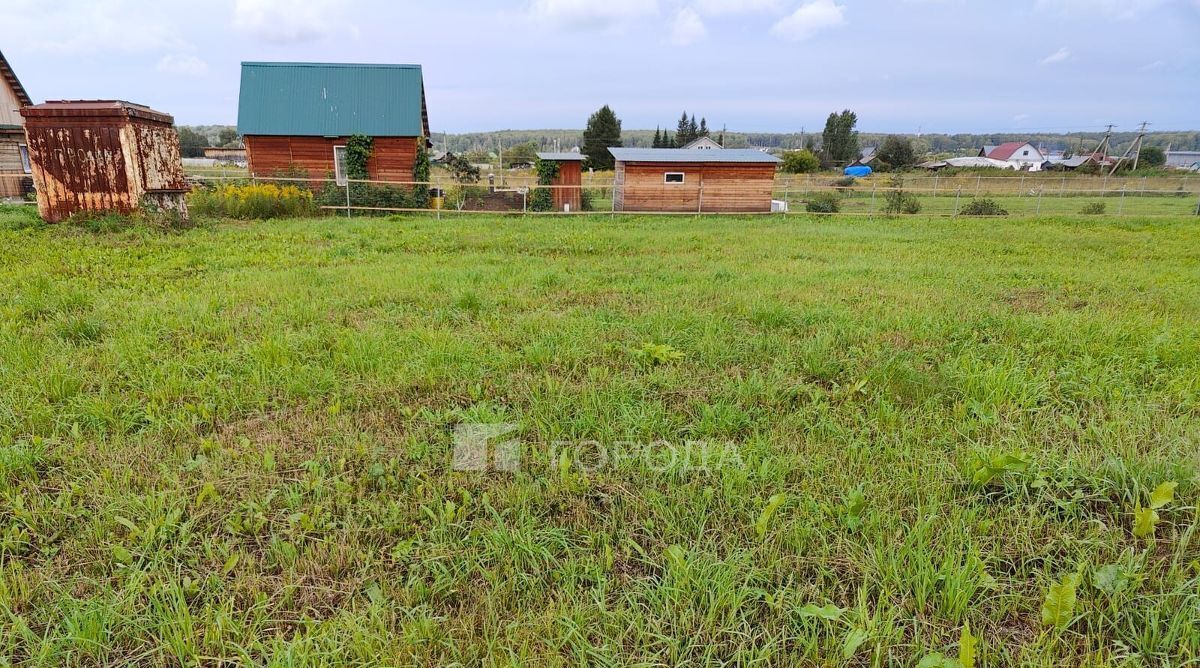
[188, 183, 317, 219]
[0, 212, 1196, 665]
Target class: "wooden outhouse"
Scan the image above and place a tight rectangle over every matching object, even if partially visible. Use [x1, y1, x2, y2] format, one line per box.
[536, 152, 584, 212]
[608, 148, 781, 213]
[20, 100, 189, 222]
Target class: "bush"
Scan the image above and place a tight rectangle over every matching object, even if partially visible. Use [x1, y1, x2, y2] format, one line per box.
[832, 176, 856, 191]
[1080, 202, 1106, 215]
[882, 188, 922, 216]
[780, 149, 820, 174]
[806, 193, 841, 214]
[189, 183, 316, 219]
[959, 198, 1008, 216]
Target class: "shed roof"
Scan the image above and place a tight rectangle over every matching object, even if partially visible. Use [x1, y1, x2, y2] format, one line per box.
[536, 152, 584, 161]
[238, 62, 429, 138]
[0, 50, 32, 108]
[609, 148, 781, 164]
[21, 100, 174, 124]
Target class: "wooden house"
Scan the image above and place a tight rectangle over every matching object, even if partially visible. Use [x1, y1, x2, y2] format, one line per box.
[21, 101, 189, 222]
[237, 62, 430, 183]
[0, 50, 33, 199]
[536, 152, 583, 212]
[608, 148, 781, 213]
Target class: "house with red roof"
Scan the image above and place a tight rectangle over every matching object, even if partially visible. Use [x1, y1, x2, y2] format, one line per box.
[979, 142, 1047, 171]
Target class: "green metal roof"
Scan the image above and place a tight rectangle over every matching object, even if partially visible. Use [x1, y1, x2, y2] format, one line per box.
[237, 62, 428, 138]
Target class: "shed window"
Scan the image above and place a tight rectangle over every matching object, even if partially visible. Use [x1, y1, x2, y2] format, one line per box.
[333, 146, 348, 186]
[1022, 150, 1029, 156]
[664, 172, 685, 184]
[18, 145, 31, 174]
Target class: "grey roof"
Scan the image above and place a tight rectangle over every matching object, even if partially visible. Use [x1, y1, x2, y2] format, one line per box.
[608, 148, 781, 163]
[536, 152, 584, 161]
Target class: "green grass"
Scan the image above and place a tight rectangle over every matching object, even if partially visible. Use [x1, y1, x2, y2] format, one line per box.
[0, 205, 1197, 665]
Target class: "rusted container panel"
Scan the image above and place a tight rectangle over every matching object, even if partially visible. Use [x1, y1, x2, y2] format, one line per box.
[20, 100, 188, 222]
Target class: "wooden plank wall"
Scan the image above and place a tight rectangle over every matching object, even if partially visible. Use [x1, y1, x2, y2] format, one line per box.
[245, 136, 419, 182]
[0, 134, 25, 197]
[615, 162, 777, 213]
[551, 161, 582, 212]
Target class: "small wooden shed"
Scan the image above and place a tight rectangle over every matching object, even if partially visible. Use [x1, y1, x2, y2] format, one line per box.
[238, 62, 430, 183]
[608, 148, 781, 213]
[536, 152, 584, 212]
[20, 100, 188, 222]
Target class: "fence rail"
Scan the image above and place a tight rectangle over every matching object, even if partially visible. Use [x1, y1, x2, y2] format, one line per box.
[181, 173, 1200, 219]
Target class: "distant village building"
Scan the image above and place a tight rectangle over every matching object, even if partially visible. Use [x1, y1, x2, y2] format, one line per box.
[536, 152, 584, 212]
[21, 101, 189, 222]
[849, 146, 877, 167]
[1165, 150, 1200, 171]
[202, 146, 247, 165]
[979, 142, 1046, 171]
[0, 50, 33, 199]
[608, 148, 781, 213]
[679, 136, 724, 150]
[238, 62, 430, 183]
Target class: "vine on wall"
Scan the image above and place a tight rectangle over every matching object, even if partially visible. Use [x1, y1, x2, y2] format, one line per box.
[529, 158, 559, 212]
[345, 135, 373, 180]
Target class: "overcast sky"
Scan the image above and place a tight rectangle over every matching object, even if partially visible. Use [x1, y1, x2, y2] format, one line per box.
[4, 0, 1198, 134]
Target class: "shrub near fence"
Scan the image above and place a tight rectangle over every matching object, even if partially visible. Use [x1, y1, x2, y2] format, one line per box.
[189, 183, 316, 219]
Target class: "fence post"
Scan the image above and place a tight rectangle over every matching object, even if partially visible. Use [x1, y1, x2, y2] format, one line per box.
[953, 186, 961, 217]
[975, 174, 981, 197]
[522, 188, 527, 214]
[933, 174, 939, 197]
[870, 181, 877, 214]
[1036, 188, 1042, 215]
[804, 174, 810, 198]
[1118, 186, 1126, 216]
[345, 180, 351, 218]
[1060, 176, 1065, 198]
[1194, 192, 1200, 216]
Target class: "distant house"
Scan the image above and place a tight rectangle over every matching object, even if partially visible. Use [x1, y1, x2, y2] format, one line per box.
[979, 142, 1046, 171]
[0, 50, 33, 198]
[679, 136, 724, 150]
[849, 146, 877, 167]
[609, 148, 781, 213]
[238, 62, 430, 183]
[203, 147, 247, 165]
[1165, 150, 1200, 171]
[1044, 155, 1095, 171]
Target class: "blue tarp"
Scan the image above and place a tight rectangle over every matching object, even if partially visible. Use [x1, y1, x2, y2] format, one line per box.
[843, 165, 872, 177]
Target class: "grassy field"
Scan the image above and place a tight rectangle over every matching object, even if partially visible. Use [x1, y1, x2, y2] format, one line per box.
[0, 205, 1197, 666]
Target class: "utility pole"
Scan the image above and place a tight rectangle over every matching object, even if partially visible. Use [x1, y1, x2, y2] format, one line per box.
[1109, 121, 1149, 176]
[1091, 124, 1115, 160]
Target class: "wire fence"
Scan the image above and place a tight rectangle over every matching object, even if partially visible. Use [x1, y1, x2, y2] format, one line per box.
[181, 173, 1200, 219]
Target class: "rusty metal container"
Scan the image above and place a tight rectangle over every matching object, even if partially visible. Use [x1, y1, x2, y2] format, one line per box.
[19, 100, 189, 222]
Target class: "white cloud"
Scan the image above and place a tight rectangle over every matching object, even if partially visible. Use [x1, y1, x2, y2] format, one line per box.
[233, 0, 346, 44]
[769, 0, 846, 41]
[1012, 113, 1030, 122]
[4, 0, 189, 54]
[670, 7, 707, 45]
[693, 0, 781, 14]
[1039, 46, 1070, 65]
[1035, 0, 1168, 20]
[1139, 59, 1165, 70]
[529, 0, 659, 29]
[157, 54, 209, 77]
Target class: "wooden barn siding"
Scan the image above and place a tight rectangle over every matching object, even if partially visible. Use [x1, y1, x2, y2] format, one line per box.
[551, 161, 582, 212]
[0, 134, 24, 197]
[616, 162, 777, 213]
[245, 136, 420, 182]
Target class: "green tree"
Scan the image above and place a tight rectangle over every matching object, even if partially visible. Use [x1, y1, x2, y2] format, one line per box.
[663, 131, 674, 148]
[676, 111, 693, 147]
[446, 153, 481, 183]
[699, 117, 709, 137]
[582, 105, 622, 170]
[653, 127, 662, 148]
[688, 114, 699, 142]
[821, 109, 859, 166]
[177, 127, 208, 158]
[1139, 146, 1165, 168]
[875, 135, 917, 170]
[217, 128, 240, 147]
[503, 141, 538, 167]
[780, 149, 820, 174]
